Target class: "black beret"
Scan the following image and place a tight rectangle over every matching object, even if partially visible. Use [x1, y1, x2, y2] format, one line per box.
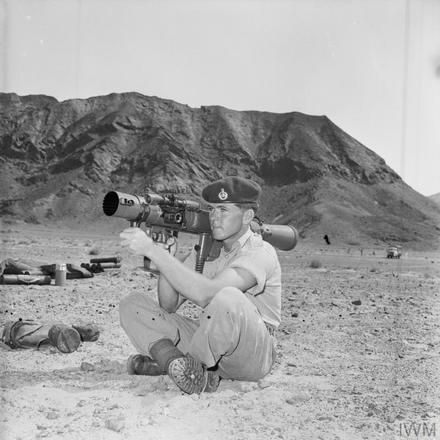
[202, 176, 262, 204]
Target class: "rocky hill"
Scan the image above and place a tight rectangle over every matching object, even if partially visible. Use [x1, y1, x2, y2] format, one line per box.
[430, 193, 440, 207]
[1, 92, 439, 249]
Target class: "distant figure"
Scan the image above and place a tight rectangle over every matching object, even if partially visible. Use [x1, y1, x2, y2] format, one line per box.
[323, 234, 331, 245]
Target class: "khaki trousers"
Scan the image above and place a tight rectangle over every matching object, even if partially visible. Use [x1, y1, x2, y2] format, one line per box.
[119, 287, 275, 381]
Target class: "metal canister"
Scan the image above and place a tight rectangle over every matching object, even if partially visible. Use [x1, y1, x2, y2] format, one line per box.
[55, 263, 67, 286]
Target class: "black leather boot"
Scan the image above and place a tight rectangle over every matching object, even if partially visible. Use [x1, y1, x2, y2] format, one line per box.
[127, 354, 165, 376]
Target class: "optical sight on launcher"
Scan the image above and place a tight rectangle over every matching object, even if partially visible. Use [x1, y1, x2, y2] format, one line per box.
[103, 190, 298, 273]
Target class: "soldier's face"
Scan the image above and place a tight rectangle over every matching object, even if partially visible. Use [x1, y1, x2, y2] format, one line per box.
[208, 203, 245, 241]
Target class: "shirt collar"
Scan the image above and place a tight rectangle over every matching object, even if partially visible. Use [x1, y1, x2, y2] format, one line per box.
[238, 228, 253, 247]
[223, 228, 253, 254]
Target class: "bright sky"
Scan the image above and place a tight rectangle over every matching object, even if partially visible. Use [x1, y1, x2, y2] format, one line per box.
[1, 0, 439, 196]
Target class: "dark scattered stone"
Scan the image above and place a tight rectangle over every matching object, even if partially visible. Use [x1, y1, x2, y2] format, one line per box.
[352, 299, 362, 306]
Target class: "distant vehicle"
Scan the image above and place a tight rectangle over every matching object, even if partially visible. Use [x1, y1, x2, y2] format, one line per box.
[386, 246, 402, 259]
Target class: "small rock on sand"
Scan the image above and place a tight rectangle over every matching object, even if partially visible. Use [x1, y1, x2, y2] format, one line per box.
[105, 417, 125, 432]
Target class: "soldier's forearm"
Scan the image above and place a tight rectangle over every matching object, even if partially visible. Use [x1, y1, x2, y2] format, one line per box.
[147, 245, 216, 308]
[157, 274, 185, 313]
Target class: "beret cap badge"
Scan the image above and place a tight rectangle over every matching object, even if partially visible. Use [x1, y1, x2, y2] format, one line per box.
[202, 176, 261, 205]
[218, 188, 228, 201]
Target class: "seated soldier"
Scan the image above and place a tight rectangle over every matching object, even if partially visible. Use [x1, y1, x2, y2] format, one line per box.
[119, 176, 282, 394]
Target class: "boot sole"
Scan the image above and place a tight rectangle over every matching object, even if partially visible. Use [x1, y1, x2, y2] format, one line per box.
[168, 356, 220, 394]
[56, 327, 81, 353]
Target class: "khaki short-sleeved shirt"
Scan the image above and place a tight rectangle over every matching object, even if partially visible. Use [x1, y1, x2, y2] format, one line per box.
[183, 229, 282, 327]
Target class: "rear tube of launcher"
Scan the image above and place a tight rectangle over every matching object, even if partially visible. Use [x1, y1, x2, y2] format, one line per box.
[261, 224, 298, 251]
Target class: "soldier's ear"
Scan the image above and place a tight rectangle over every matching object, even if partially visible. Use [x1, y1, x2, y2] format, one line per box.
[243, 208, 254, 224]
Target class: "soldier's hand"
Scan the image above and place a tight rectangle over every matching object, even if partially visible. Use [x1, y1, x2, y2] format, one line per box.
[120, 228, 154, 256]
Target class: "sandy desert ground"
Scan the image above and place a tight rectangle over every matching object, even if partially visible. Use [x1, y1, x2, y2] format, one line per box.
[0, 220, 439, 440]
